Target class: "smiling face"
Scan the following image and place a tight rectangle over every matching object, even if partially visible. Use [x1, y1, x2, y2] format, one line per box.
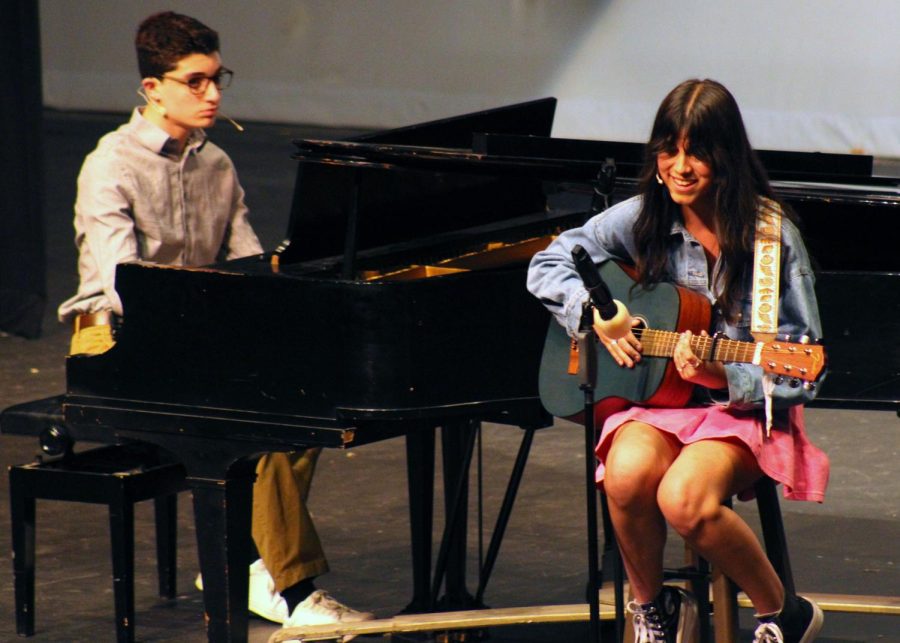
[656, 137, 715, 215]
[141, 52, 224, 144]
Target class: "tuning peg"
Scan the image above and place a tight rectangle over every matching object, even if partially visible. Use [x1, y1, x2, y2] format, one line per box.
[789, 378, 801, 388]
[774, 375, 785, 386]
[803, 382, 816, 392]
[799, 335, 811, 344]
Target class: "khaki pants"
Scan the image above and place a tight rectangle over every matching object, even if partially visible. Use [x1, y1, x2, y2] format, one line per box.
[70, 322, 328, 591]
[253, 450, 328, 592]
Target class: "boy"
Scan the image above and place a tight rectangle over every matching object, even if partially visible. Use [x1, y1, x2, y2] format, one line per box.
[58, 11, 373, 633]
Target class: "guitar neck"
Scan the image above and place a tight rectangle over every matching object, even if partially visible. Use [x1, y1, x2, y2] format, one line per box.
[638, 328, 758, 365]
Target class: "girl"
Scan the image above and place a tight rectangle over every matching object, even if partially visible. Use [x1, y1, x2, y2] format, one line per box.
[527, 79, 827, 643]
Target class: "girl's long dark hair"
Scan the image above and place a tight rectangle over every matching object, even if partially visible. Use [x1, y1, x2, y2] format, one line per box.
[633, 79, 790, 322]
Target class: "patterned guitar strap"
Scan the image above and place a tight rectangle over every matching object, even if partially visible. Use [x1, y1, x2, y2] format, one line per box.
[751, 199, 782, 437]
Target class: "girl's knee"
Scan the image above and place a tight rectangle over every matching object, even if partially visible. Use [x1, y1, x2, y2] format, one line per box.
[604, 454, 663, 509]
[603, 423, 679, 510]
[657, 474, 720, 538]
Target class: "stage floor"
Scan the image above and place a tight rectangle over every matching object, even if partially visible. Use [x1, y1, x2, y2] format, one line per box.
[0, 111, 897, 642]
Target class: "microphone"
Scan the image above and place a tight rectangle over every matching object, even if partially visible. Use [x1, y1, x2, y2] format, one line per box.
[571, 244, 632, 339]
[572, 245, 616, 319]
[219, 112, 244, 132]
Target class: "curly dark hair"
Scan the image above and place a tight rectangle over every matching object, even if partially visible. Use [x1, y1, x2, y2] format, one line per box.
[135, 11, 219, 79]
[632, 79, 792, 322]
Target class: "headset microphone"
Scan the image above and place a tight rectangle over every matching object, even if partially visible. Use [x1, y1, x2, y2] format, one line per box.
[136, 88, 243, 131]
[219, 112, 244, 132]
[136, 88, 166, 116]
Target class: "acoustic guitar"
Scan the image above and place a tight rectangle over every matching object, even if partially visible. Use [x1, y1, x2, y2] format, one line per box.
[537, 261, 826, 420]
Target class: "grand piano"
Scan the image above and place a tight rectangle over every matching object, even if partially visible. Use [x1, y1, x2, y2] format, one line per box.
[3, 98, 899, 642]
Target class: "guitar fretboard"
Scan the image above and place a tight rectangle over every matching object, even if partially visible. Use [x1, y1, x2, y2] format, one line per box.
[634, 328, 758, 365]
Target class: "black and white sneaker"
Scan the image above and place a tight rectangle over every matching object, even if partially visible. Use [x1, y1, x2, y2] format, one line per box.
[626, 586, 698, 643]
[753, 594, 824, 643]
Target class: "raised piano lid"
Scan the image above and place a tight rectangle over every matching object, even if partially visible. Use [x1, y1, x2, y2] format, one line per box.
[277, 98, 557, 268]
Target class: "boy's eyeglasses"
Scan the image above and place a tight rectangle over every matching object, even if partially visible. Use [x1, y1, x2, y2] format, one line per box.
[161, 68, 233, 95]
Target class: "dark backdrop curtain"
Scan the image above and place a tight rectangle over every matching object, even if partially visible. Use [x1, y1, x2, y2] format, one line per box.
[0, 0, 45, 338]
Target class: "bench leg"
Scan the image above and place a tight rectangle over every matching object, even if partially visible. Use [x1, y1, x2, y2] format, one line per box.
[109, 493, 136, 643]
[154, 494, 178, 599]
[10, 468, 36, 636]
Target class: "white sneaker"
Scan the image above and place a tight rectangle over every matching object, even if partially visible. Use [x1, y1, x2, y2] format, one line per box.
[193, 559, 290, 624]
[283, 589, 375, 638]
[247, 559, 290, 623]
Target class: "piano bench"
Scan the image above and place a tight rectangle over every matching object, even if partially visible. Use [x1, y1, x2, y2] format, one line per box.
[8, 442, 188, 643]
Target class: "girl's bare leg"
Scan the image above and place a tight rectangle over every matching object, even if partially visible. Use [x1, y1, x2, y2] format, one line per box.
[658, 439, 784, 614]
[602, 421, 681, 603]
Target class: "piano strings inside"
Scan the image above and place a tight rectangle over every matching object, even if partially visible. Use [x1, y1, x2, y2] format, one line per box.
[359, 235, 555, 282]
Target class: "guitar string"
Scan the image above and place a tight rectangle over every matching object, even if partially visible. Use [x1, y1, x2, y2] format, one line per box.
[631, 328, 756, 361]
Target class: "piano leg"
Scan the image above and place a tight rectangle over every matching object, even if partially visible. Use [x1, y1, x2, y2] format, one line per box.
[404, 425, 436, 613]
[190, 461, 255, 643]
[474, 426, 536, 604]
[435, 419, 479, 610]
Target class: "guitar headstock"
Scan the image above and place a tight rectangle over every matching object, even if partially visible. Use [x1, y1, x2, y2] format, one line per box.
[758, 338, 826, 383]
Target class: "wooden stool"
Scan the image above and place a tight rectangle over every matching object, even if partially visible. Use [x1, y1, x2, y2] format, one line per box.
[9, 442, 188, 643]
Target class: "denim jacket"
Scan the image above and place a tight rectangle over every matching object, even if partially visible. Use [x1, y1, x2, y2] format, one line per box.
[526, 195, 824, 410]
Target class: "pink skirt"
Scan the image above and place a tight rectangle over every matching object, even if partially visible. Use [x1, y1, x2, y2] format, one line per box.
[594, 404, 830, 502]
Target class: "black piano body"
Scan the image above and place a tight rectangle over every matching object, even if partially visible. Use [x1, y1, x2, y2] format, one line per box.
[4, 98, 899, 642]
[66, 99, 568, 438]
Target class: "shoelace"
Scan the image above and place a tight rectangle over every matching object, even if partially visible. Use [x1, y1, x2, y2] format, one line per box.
[627, 600, 667, 643]
[753, 621, 785, 643]
[308, 590, 355, 616]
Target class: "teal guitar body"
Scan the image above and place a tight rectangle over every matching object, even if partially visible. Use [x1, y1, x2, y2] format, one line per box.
[538, 261, 710, 420]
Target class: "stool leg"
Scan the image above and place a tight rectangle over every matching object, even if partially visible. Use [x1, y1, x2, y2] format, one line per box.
[108, 490, 136, 643]
[683, 547, 712, 643]
[599, 492, 626, 643]
[154, 494, 178, 599]
[10, 468, 36, 636]
[695, 556, 711, 643]
[712, 566, 738, 643]
[755, 478, 795, 595]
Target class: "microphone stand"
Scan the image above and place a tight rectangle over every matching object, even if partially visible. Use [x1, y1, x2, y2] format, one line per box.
[578, 301, 624, 643]
[577, 301, 601, 643]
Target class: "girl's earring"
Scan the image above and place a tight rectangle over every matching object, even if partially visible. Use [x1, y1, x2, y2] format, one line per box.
[655, 173, 664, 185]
